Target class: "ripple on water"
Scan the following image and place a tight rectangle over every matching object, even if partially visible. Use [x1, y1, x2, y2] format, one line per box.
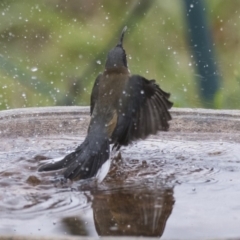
[0, 152, 91, 221]
[118, 140, 240, 185]
[1, 139, 240, 237]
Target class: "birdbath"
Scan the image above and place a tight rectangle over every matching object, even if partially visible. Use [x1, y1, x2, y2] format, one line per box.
[0, 106, 240, 240]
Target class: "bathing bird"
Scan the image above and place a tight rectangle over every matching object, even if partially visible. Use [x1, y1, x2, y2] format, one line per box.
[38, 26, 173, 181]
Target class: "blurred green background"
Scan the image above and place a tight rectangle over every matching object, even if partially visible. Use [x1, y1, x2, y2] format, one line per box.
[0, 0, 239, 110]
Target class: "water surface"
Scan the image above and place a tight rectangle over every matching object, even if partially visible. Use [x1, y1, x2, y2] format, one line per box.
[0, 135, 240, 239]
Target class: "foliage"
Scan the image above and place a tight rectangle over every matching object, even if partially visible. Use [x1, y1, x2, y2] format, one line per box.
[0, 0, 239, 110]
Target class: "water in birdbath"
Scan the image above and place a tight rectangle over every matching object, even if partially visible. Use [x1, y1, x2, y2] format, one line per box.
[1, 133, 240, 239]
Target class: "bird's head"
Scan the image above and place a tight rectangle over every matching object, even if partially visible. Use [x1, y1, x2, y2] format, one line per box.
[105, 26, 128, 70]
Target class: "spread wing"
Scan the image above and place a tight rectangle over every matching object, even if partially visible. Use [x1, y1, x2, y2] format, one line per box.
[114, 75, 173, 147]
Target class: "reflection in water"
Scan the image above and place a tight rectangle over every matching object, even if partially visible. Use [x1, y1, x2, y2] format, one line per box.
[62, 217, 88, 236]
[59, 181, 175, 237]
[1, 138, 240, 238]
[92, 185, 174, 237]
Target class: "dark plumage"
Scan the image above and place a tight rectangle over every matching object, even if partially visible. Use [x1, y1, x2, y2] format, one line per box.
[38, 26, 173, 181]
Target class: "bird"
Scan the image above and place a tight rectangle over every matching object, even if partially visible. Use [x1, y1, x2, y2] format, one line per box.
[38, 26, 173, 181]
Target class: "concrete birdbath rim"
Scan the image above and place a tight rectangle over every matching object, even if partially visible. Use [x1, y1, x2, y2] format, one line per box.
[0, 106, 240, 139]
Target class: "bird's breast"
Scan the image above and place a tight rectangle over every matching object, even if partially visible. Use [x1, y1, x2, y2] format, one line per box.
[98, 72, 129, 108]
[91, 72, 130, 137]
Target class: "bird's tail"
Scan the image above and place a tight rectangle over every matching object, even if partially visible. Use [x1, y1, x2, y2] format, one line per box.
[38, 133, 110, 181]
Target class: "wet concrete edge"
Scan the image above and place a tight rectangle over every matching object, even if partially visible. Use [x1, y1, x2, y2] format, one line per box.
[0, 235, 237, 240]
[0, 236, 169, 240]
[0, 106, 240, 138]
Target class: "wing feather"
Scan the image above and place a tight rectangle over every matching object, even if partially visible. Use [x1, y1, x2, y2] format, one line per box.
[114, 75, 173, 146]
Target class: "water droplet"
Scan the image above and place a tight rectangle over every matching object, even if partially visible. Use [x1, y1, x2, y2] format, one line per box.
[31, 67, 38, 72]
